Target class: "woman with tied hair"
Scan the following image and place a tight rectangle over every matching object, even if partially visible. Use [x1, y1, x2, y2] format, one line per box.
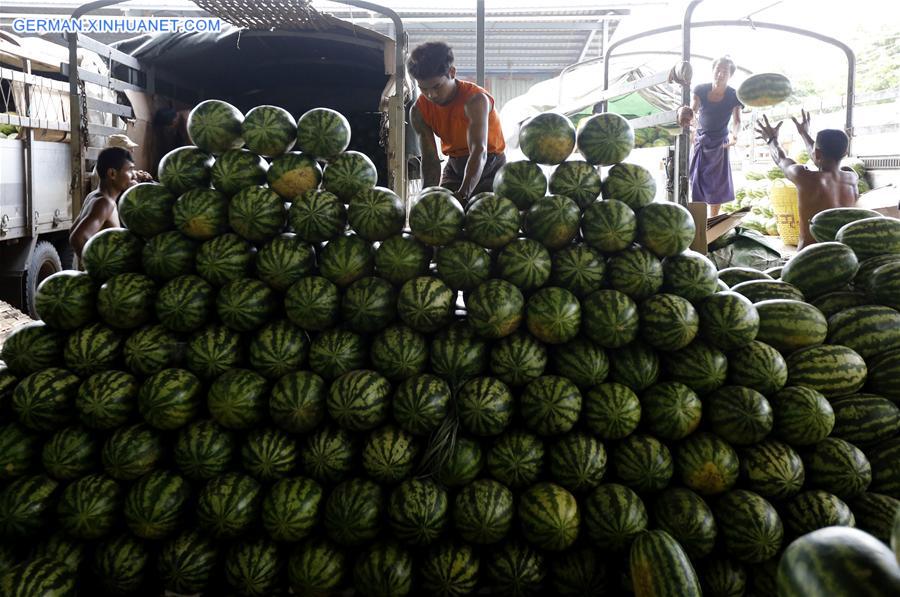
[677, 56, 744, 216]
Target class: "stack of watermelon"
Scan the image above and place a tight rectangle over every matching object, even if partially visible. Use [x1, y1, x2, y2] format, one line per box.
[0, 100, 899, 597]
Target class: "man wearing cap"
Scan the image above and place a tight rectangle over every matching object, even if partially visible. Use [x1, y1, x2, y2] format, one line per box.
[89, 134, 152, 188]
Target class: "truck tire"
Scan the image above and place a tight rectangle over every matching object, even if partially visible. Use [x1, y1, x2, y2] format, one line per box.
[25, 241, 62, 318]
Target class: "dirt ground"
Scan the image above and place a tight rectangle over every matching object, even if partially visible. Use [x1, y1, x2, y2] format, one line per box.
[0, 301, 34, 352]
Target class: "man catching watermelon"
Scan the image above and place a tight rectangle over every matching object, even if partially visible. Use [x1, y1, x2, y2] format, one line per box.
[755, 109, 859, 249]
[408, 42, 506, 206]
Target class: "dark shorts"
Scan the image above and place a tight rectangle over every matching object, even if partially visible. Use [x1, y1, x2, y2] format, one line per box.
[440, 153, 507, 198]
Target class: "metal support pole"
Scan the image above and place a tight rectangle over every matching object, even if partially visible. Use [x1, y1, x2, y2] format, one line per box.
[674, 0, 705, 207]
[476, 0, 485, 87]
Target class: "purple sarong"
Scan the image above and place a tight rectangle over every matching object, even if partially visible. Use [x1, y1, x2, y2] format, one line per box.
[689, 131, 735, 205]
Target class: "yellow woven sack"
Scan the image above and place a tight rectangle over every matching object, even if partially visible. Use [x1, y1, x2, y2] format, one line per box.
[769, 179, 800, 246]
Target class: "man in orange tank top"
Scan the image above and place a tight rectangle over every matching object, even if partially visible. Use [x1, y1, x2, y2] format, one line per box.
[408, 42, 506, 206]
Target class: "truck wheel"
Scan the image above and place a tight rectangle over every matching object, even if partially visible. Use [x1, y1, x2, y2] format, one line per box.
[25, 241, 62, 318]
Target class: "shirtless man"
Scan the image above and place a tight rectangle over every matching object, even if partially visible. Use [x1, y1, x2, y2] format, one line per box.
[755, 110, 858, 249]
[69, 147, 137, 260]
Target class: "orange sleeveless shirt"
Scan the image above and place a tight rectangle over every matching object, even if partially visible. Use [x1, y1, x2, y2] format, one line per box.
[416, 80, 506, 158]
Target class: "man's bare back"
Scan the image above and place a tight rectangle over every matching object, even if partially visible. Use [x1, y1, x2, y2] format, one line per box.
[794, 167, 859, 248]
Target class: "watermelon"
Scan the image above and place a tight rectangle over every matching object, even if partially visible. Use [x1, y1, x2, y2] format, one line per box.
[30, 532, 86, 572]
[240, 427, 298, 481]
[812, 290, 871, 318]
[836, 216, 900, 260]
[62, 322, 123, 376]
[551, 548, 611, 597]
[630, 529, 702, 597]
[490, 331, 548, 387]
[484, 542, 546, 596]
[309, 329, 367, 379]
[740, 439, 805, 500]
[718, 267, 771, 287]
[195, 234, 255, 287]
[296, 107, 351, 159]
[803, 437, 872, 499]
[466, 279, 525, 339]
[0, 423, 37, 481]
[851, 492, 900, 544]
[776, 526, 900, 597]
[641, 381, 702, 440]
[319, 234, 375, 287]
[662, 250, 718, 303]
[602, 162, 657, 209]
[138, 368, 201, 430]
[787, 344, 868, 398]
[653, 487, 717, 559]
[187, 99, 244, 154]
[754, 298, 828, 353]
[609, 341, 660, 391]
[96, 272, 156, 329]
[727, 340, 788, 394]
[353, 541, 413, 597]
[157, 530, 218, 594]
[551, 338, 608, 388]
[262, 476, 322, 542]
[322, 150, 378, 200]
[173, 419, 234, 481]
[583, 483, 648, 551]
[826, 305, 900, 360]
[216, 277, 276, 332]
[0, 321, 63, 376]
[287, 538, 346, 595]
[223, 539, 281, 597]
[362, 424, 418, 484]
[0, 474, 58, 537]
[492, 159, 547, 209]
[521, 375, 582, 436]
[196, 472, 262, 538]
[391, 374, 449, 436]
[33, 270, 95, 331]
[288, 189, 346, 243]
[56, 473, 121, 539]
[856, 254, 900, 293]
[782, 241, 859, 298]
[457, 376, 514, 436]
[697, 291, 760, 350]
[420, 543, 480, 597]
[496, 238, 553, 291]
[370, 325, 428, 381]
[348, 186, 404, 241]
[92, 533, 149, 595]
[613, 433, 674, 493]
[581, 289, 639, 348]
[453, 479, 514, 544]
[525, 287, 581, 345]
[268, 371, 325, 433]
[701, 559, 747, 597]
[715, 489, 784, 564]
[210, 148, 268, 196]
[525, 194, 581, 250]
[607, 246, 664, 300]
[141, 230, 197, 280]
[124, 469, 190, 539]
[158, 146, 213, 195]
[118, 182, 175, 237]
[340, 276, 396, 333]
[706, 385, 773, 445]
[810, 207, 884, 243]
[640, 293, 700, 351]
[830, 393, 900, 446]
[410, 190, 464, 246]
[869, 261, 900, 309]
[660, 340, 728, 395]
[771, 385, 835, 445]
[737, 72, 792, 107]
[327, 369, 391, 432]
[11, 367, 80, 431]
[550, 244, 606, 297]
[374, 233, 431, 285]
[184, 324, 242, 379]
[397, 276, 453, 333]
[41, 425, 96, 480]
[254, 234, 314, 291]
[548, 160, 601, 208]
[519, 112, 576, 165]
[387, 478, 448, 545]
[301, 426, 354, 483]
[436, 436, 485, 487]
[488, 430, 545, 489]
[577, 112, 634, 165]
[867, 437, 900, 497]
[465, 192, 520, 249]
[731, 278, 805, 303]
[436, 240, 492, 291]
[101, 423, 162, 480]
[324, 477, 383, 546]
[581, 199, 637, 254]
[583, 382, 642, 440]
[867, 348, 900, 401]
[0, 557, 76, 597]
[518, 482, 579, 551]
[284, 276, 340, 331]
[242, 105, 296, 157]
[267, 151, 322, 199]
[783, 489, 855, 537]
[81, 227, 143, 281]
[677, 432, 740, 495]
[207, 368, 268, 429]
[636, 201, 696, 258]
[228, 185, 287, 243]
[548, 431, 607, 491]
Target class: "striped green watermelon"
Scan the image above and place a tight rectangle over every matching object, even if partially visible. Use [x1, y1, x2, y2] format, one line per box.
[831, 393, 900, 446]
[736, 72, 792, 106]
[782, 241, 859, 298]
[804, 437, 872, 498]
[766, 265, 784, 278]
[410, 190, 465, 246]
[269, 370, 325, 433]
[706, 385, 773, 445]
[101, 423, 162, 480]
[124, 469, 190, 539]
[697, 291, 760, 350]
[267, 151, 321, 199]
[436, 436, 485, 487]
[457, 376, 514, 436]
[677, 432, 740, 495]
[810, 207, 884, 243]
[157, 530, 218, 594]
[583, 483, 648, 551]
[353, 541, 413, 597]
[492, 159, 547, 209]
[0, 557, 76, 597]
[33, 270, 95, 331]
[309, 329, 367, 379]
[727, 340, 788, 394]
[867, 437, 900, 497]
[62, 322, 122, 376]
[138, 368, 201, 430]
[255, 233, 314, 291]
[836, 216, 900, 260]
[583, 382, 641, 440]
[224, 539, 281, 597]
[812, 290, 871, 318]
[118, 182, 175, 238]
[324, 477, 383, 546]
[228, 186, 286, 243]
[613, 433, 674, 493]
[581, 199, 637, 253]
[787, 344, 868, 398]
[464, 193, 520, 249]
[96, 272, 156, 329]
[348, 186, 404, 241]
[262, 476, 322, 542]
[319, 234, 375, 287]
[370, 325, 428, 381]
[577, 112, 634, 166]
[740, 439, 805, 500]
[141, 230, 196, 280]
[518, 482, 579, 551]
[487, 430, 544, 489]
[392, 374, 450, 435]
[602, 162, 656, 209]
[327, 369, 391, 431]
[158, 146, 213, 195]
[641, 381, 702, 440]
[92, 533, 149, 595]
[296, 107, 350, 159]
[187, 99, 244, 154]
[397, 276, 453, 333]
[551, 338, 608, 388]
[869, 261, 900, 309]
[301, 426, 354, 483]
[56, 473, 121, 539]
[323, 150, 377, 200]
[867, 348, 900, 401]
[520, 112, 576, 165]
[362, 424, 418, 483]
[242, 105, 296, 157]
[0, 321, 63, 376]
[184, 324, 242, 379]
[420, 542, 480, 597]
[550, 244, 606, 297]
[718, 267, 771, 287]
[485, 541, 546, 596]
[754, 298, 828, 353]
[248, 320, 309, 379]
[285, 276, 340, 332]
[525, 287, 581, 345]
[40, 425, 96, 480]
[662, 250, 719, 303]
[661, 340, 729, 395]
[210, 148, 268, 196]
[551, 548, 611, 597]
[731, 278, 805, 303]
[216, 277, 276, 332]
[196, 472, 262, 538]
[640, 293, 700, 351]
[287, 538, 345, 595]
[549, 160, 602, 209]
[850, 492, 900, 545]
[453, 479, 513, 544]
[288, 189, 347, 244]
[653, 487, 717, 559]
[29, 532, 85, 573]
[783, 489, 855, 537]
[429, 321, 490, 388]
[0, 423, 37, 481]
[608, 246, 664, 300]
[827, 305, 900, 359]
[715, 489, 784, 564]
[240, 427, 298, 480]
[436, 240, 492, 291]
[548, 431, 606, 491]
[521, 375, 581, 436]
[496, 238, 553, 291]
[630, 530, 702, 597]
[490, 331, 547, 387]
[609, 341, 660, 391]
[771, 385, 835, 445]
[636, 201, 696, 258]
[207, 368, 267, 429]
[525, 194, 581, 250]
[172, 189, 228, 241]
[467, 279, 525, 339]
[81, 227, 143, 281]
[856, 254, 900, 293]
[387, 478, 448, 545]
[581, 289, 639, 348]
[11, 367, 79, 431]
[0, 474, 58, 537]
[173, 419, 234, 481]
[776, 526, 900, 597]
[374, 233, 430, 286]
[194, 233, 256, 286]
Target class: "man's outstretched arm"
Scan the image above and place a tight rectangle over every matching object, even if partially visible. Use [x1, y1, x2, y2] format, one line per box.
[457, 93, 491, 203]
[411, 105, 442, 188]
[756, 115, 805, 184]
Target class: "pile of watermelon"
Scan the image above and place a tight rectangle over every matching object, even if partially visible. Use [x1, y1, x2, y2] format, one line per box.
[0, 99, 899, 597]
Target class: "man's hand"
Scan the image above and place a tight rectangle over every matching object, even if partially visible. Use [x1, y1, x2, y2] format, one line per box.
[134, 170, 153, 183]
[791, 109, 811, 138]
[755, 115, 783, 145]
